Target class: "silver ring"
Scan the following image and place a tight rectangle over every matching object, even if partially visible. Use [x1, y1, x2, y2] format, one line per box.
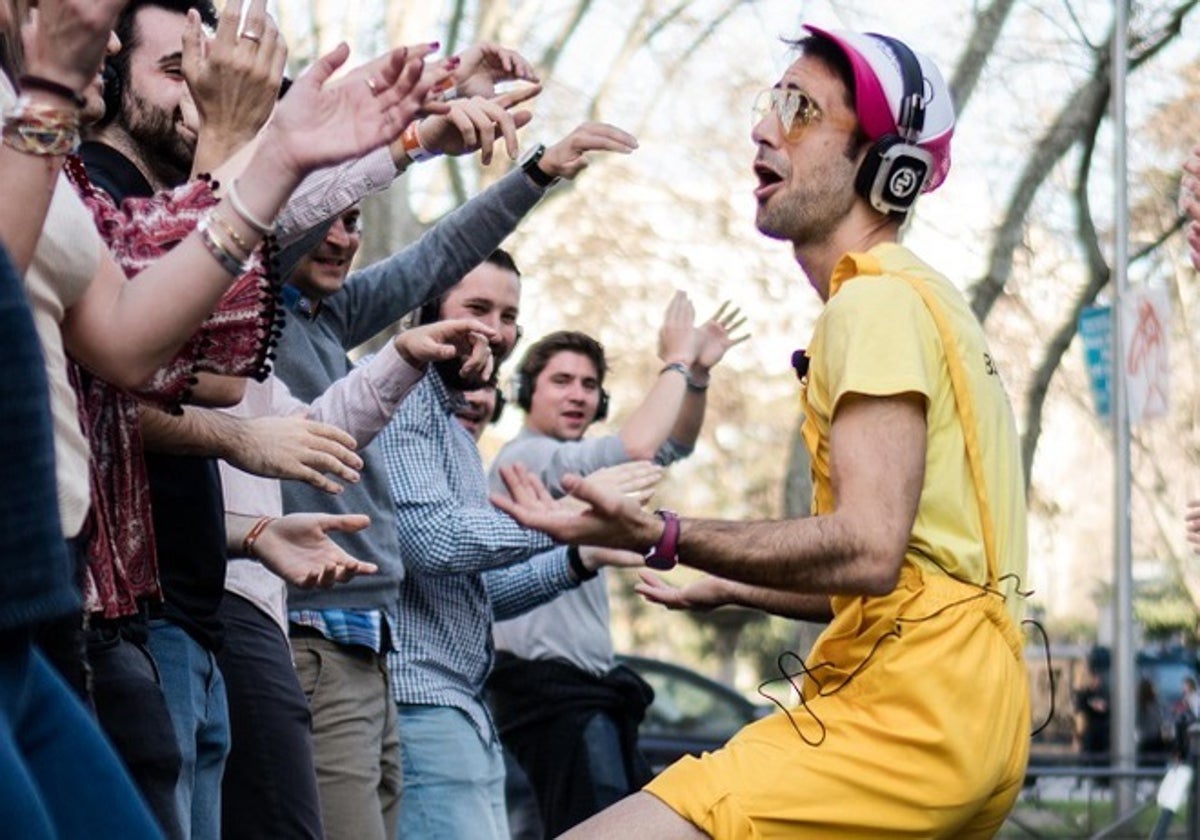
[365, 77, 381, 96]
[240, 31, 262, 43]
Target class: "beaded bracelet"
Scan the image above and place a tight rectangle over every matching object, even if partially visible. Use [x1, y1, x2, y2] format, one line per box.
[197, 214, 248, 276]
[401, 121, 438, 163]
[1, 98, 81, 156]
[242, 516, 276, 558]
[227, 180, 274, 235]
[18, 75, 86, 109]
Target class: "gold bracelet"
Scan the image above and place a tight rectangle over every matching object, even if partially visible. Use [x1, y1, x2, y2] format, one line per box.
[209, 206, 253, 257]
[242, 515, 276, 558]
[197, 214, 248, 276]
[1, 97, 81, 156]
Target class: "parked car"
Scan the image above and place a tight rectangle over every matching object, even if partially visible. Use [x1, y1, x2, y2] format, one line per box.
[502, 654, 772, 838]
[616, 653, 774, 772]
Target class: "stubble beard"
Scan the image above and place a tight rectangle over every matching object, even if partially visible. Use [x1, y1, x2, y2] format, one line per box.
[120, 91, 195, 188]
[756, 153, 859, 249]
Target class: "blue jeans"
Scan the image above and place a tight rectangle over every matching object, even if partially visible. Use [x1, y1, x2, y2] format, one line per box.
[396, 705, 508, 840]
[0, 632, 163, 839]
[147, 620, 230, 840]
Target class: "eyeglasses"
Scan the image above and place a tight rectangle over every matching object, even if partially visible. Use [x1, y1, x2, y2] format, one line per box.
[752, 88, 827, 140]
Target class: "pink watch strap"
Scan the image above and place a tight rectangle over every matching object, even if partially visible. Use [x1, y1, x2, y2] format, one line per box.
[644, 509, 680, 571]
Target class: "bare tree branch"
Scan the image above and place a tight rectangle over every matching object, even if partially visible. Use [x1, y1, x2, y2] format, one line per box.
[948, 0, 1019, 111]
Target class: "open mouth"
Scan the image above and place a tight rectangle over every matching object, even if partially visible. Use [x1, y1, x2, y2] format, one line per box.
[753, 161, 784, 198]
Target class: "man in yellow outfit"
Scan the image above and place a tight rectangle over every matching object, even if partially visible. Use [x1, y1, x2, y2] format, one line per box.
[493, 24, 1030, 840]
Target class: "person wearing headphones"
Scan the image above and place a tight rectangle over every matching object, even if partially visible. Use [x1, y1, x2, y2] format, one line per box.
[493, 26, 1031, 838]
[485, 301, 743, 837]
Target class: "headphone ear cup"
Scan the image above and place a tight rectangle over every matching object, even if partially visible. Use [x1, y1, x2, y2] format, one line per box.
[491, 387, 506, 425]
[855, 135, 932, 215]
[416, 299, 440, 327]
[100, 61, 122, 126]
[594, 388, 610, 422]
[514, 372, 532, 411]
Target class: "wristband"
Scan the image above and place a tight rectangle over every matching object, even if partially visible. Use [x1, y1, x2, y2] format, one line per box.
[242, 516, 276, 558]
[401, 121, 438, 163]
[1, 98, 80, 156]
[659, 361, 689, 379]
[643, 509, 680, 571]
[686, 372, 710, 392]
[567, 545, 596, 582]
[19, 75, 86, 109]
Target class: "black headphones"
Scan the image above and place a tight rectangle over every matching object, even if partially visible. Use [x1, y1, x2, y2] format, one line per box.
[99, 60, 123, 129]
[513, 368, 609, 422]
[490, 385, 506, 424]
[853, 34, 933, 216]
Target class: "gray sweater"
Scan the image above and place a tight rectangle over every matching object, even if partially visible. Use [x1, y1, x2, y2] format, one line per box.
[277, 168, 544, 613]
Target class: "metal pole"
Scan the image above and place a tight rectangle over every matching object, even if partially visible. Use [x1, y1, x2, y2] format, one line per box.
[1190, 724, 1200, 840]
[1110, 0, 1137, 819]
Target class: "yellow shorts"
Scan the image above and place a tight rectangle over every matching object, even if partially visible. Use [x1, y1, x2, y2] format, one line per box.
[644, 562, 1030, 839]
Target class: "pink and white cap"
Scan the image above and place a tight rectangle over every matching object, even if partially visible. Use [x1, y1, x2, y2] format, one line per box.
[803, 25, 956, 192]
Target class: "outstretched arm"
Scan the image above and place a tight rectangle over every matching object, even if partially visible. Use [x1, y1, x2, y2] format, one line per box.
[0, 0, 126, 272]
[493, 392, 926, 597]
[227, 511, 377, 588]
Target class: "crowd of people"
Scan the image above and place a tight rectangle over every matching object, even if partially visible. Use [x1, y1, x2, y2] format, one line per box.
[13, 0, 1200, 838]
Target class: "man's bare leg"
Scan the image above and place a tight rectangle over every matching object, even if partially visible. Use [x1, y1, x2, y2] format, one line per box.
[558, 792, 709, 839]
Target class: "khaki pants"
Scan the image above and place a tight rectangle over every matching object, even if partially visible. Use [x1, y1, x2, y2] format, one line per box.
[290, 632, 401, 840]
[646, 562, 1031, 839]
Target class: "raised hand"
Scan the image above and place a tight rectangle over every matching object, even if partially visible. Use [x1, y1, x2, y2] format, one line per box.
[658, 290, 697, 367]
[251, 513, 378, 588]
[226, 410, 363, 494]
[263, 42, 452, 177]
[394, 318, 498, 380]
[417, 85, 542, 164]
[491, 462, 661, 550]
[692, 301, 750, 375]
[450, 43, 539, 98]
[538, 122, 639, 182]
[182, 0, 287, 171]
[21, 0, 127, 93]
[586, 461, 664, 507]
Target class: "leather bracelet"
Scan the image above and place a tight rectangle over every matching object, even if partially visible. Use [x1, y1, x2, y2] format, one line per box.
[19, 75, 86, 109]
[567, 545, 596, 582]
[242, 516, 276, 558]
[659, 361, 689, 379]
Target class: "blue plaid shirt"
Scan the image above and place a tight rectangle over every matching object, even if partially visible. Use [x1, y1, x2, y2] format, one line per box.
[288, 607, 397, 653]
[379, 372, 575, 740]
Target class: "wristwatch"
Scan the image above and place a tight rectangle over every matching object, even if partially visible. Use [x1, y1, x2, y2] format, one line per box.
[519, 142, 559, 189]
[644, 509, 680, 571]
